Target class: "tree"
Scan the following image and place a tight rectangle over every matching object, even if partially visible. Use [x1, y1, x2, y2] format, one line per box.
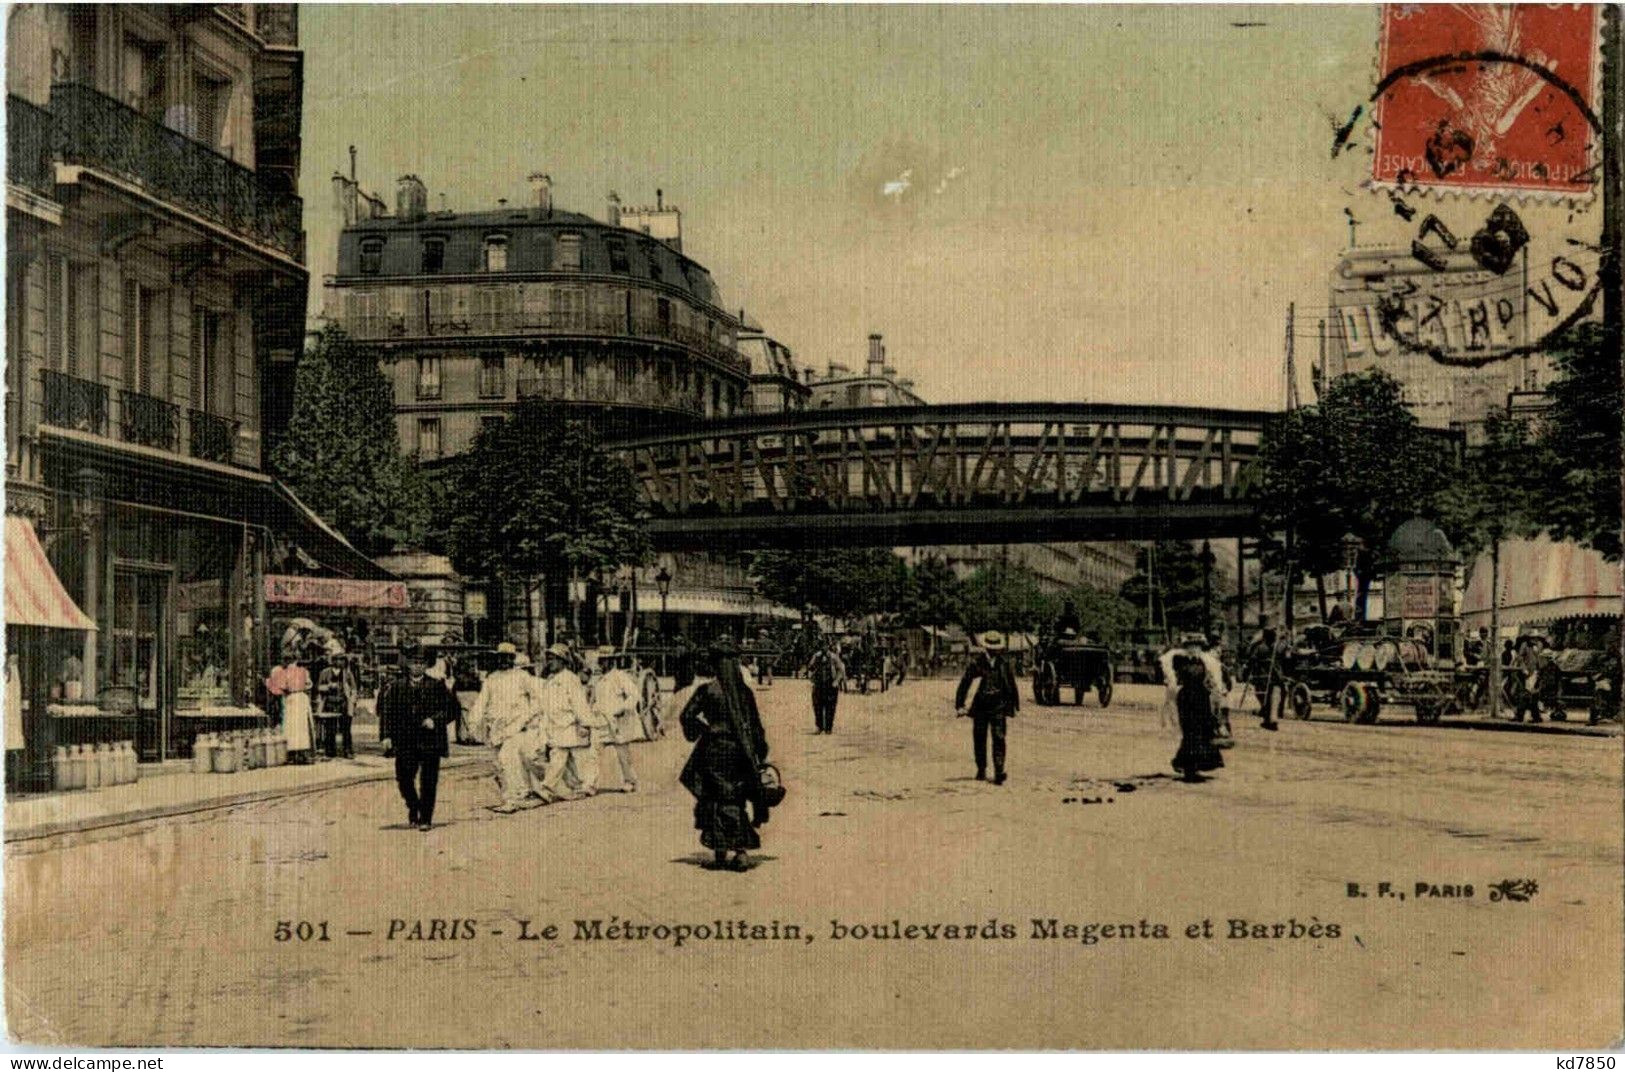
[897, 553, 964, 631]
[270, 327, 429, 556]
[1057, 585, 1144, 647]
[958, 559, 1056, 636]
[1533, 321, 1621, 561]
[444, 401, 650, 650]
[1256, 370, 1441, 619]
[749, 547, 906, 624]
[1435, 412, 1542, 717]
[1118, 541, 1216, 637]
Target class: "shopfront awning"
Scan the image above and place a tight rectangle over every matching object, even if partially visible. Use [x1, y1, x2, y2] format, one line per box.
[1461, 536, 1624, 628]
[264, 574, 409, 609]
[4, 516, 95, 630]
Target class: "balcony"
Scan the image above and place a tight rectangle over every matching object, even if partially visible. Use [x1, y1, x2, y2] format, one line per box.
[6, 95, 55, 198]
[189, 409, 238, 464]
[343, 307, 747, 373]
[48, 83, 304, 261]
[515, 372, 705, 418]
[119, 390, 180, 451]
[254, 5, 299, 46]
[42, 370, 109, 435]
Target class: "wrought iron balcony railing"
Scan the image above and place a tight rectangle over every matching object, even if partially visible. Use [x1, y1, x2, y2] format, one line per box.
[343, 307, 746, 372]
[6, 95, 55, 197]
[188, 409, 238, 463]
[119, 390, 180, 450]
[48, 83, 304, 260]
[41, 369, 109, 435]
[514, 373, 706, 417]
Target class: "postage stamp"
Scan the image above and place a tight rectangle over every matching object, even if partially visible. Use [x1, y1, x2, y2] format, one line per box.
[1371, 4, 1602, 197]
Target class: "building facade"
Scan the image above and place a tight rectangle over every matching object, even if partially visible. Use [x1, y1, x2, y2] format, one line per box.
[1320, 245, 1549, 440]
[4, 4, 389, 784]
[322, 174, 781, 646]
[325, 173, 752, 460]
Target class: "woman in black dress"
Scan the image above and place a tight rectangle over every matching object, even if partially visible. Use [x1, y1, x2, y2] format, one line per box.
[1171, 653, 1224, 782]
[679, 638, 772, 871]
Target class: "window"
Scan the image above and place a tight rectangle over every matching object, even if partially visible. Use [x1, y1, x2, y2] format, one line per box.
[484, 235, 508, 272]
[644, 242, 663, 281]
[191, 72, 228, 151]
[551, 286, 586, 328]
[359, 237, 384, 275]
[46, 255, 66, 372]
[120, 280, 139, 388]
[415, 356, 442, 399]
[65, 262, 97, 377]
[421, 238, 446, 274]
[555, 233, 582, 271]
[417, 417, 441, 458]
[140, 288, 163, 395]
[655, 297, 671, 331]
[605, 236, 629, 273]
[121, 36, 167, 123]
[478, 353, 505, 398]
[192, 308, 232, 415]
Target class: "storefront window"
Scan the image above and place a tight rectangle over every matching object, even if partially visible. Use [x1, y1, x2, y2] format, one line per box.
[174, 521, 236, 710]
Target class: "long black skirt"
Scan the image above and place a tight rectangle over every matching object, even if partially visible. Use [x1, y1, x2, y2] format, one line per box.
[1172, 693, 1225, 775]
[685, 736, 761, 852]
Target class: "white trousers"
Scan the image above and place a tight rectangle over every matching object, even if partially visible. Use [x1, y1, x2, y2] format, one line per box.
[491, 733, 538, 805]
[541, 743, 596, 798]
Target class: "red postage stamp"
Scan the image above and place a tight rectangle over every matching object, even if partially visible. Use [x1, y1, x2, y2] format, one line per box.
[1372, 4, 1601, 197]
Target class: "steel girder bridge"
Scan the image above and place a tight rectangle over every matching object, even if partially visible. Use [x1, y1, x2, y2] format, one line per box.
[606, 403, 1276, 550]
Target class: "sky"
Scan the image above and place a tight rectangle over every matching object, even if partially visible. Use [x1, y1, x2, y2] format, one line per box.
[294, 4, 1505, 410]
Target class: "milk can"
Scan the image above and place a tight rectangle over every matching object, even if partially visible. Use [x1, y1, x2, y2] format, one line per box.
[271, 732, 288, 767]
[212, 735, 239, 773]
[52, 746, 69, 790]
[66, 744, 87, 790]
[84, 743, 103, 789]
[122, 741, 138, 784]
[100, 743, 119, 787]
[192, 733, 215, 774]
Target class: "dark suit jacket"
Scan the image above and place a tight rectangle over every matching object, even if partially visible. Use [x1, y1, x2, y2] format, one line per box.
[377, 676, 461, 758]
[956, 652, 1020, 717]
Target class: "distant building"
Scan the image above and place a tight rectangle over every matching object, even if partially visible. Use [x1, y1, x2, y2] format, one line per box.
[1320, 245, 1551, 441]
[808, 334, 925, 409]
[736, 313, 809, 414]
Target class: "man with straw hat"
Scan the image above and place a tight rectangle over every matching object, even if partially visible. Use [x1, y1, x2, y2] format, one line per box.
[536, 642, 603, 801]
[467, 642, 544, 813]
[955, 631, 1020, 785]
[588, 645, 641, 792]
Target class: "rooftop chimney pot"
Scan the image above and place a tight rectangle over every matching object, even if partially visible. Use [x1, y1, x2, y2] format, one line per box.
[528, 173, 553, 219]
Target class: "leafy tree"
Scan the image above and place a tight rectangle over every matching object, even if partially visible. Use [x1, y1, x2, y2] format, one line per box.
[270, 327, 429, 556]
[749, 547, 906, 624]
[1118, 541, 1219, 637]
[1256, 370, 1441, 618]
[897, 553, 964, 631]
[445, 400, 650, 649]
[1533, 321, 1621, 561]
[1057, 584, 1144, 647]
[1435, 412, 1543, 716]
[958, 559, 1056, 636]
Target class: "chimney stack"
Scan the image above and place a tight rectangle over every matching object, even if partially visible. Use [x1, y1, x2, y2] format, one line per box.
[867, 333, 885, 376]
[396, 175, 427, 222]
[607, 191, 621, 226]
[333, 173, 358, 226]
[529, 173, 553, 219]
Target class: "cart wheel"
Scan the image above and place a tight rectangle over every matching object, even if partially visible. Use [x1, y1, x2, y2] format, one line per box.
[1357, 684, 1382, 724]
[1339, 683, 1363, 722]
[1096, 677, 1113, 708]
[1289, 681, 1312, 721]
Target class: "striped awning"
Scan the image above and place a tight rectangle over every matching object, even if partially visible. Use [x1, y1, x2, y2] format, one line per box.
[1461, 536, 1624, 627]
[4, 515, 95, 630]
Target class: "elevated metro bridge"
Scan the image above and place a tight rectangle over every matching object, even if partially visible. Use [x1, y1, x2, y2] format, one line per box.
[605, 403, 1279, 550]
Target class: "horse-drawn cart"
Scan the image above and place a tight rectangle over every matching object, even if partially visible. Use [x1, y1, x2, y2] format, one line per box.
[1032, 637, 1115, 707]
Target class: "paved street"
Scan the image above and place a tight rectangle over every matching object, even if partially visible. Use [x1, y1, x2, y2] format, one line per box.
[6, 677, 1620, 1049]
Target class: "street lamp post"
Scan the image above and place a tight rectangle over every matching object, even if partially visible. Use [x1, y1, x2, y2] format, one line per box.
[1340, 533, 1364, 621]
[655, 566, 672, 643]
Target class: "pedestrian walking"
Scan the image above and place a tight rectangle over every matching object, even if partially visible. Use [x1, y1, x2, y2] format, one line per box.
[807, 642, 845, 734]
[679, 638, 774, 871]
[955, 632, 1019, 784]
[1245, 626, 1284, 731]
[466, 642, 544, 813]
[588, 646, 641, 792]
[1171, 651, 1225, 782]
[377, 642, 462, 831]
[536, 643, 600, 801]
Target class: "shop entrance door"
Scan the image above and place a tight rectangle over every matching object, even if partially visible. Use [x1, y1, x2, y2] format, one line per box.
[111, 568, 169, 760]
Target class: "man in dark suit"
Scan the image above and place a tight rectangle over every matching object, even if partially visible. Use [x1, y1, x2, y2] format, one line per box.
[955, 631, 1020, 785]
[377, 642, 462, 831]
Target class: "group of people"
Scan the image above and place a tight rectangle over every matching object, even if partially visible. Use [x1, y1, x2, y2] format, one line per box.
[462, 642, 651, 815]
[264, 650, 359, 764]
[1159, 633, 1232, 782]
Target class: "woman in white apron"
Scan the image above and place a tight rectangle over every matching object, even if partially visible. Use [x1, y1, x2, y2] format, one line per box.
[281, 657, 315, 763]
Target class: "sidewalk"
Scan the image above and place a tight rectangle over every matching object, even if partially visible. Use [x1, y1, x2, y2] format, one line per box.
[4, 723, 486, 846]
